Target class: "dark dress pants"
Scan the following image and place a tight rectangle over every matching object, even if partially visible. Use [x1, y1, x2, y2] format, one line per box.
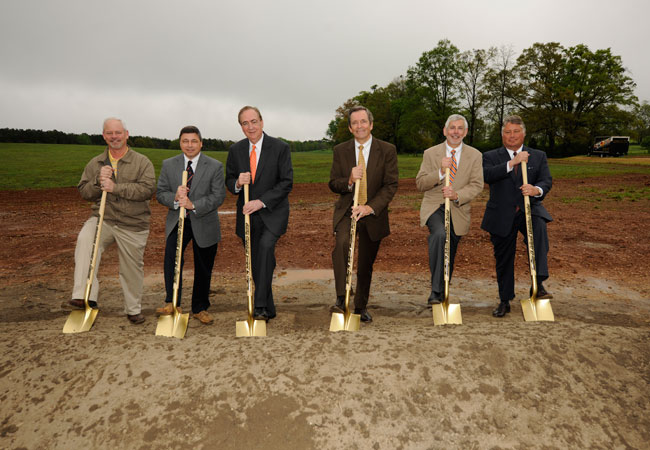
[247, 213, 279, 316]
[490, 210, 549, 303]
[332, 215, 381, 310]
[164, 216, 218, 314]
[426, 206, 461, 297]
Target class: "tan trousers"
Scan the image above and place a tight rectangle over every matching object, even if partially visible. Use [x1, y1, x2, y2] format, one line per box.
[72, 217, 149, 315]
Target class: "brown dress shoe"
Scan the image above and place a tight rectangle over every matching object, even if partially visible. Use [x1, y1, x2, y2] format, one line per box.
[156, 303, 181, 315]
[69, 299, 97, 309]
[193, 310, 214, 324]
[127, 313, 145, 324]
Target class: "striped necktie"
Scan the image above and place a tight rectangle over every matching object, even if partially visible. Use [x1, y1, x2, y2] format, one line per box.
[186, 160, 194, 190]
[449, 149, 457, 183]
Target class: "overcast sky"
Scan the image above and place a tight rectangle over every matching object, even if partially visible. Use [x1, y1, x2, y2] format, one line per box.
[1, 0, 648, 141]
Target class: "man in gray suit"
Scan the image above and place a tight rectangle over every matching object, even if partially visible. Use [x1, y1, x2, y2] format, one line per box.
[156, 125, 226, 324]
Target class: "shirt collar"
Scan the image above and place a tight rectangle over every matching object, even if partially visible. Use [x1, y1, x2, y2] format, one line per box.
[355, 136, 372, 151]
[506, 145, 524, 158]
[249, 134, 264, 152]
[183, 152, 201, 168]
[445, 141, 463, 155]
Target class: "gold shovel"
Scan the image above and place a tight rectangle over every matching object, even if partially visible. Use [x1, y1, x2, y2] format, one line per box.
[156, 171, 190, 338]
[236, 184, 267, 337]
[63, 191, 106, 333]
[329, 180, 361, 332]
[432, 168, 462, 325]
[520, 161, 554, 322]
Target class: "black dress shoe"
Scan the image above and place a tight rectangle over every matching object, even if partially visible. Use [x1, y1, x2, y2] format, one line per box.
[69, 299, 97, 309]
[427, 293, 442, 306]
[354, 308, 372, 322]
[532, 285, 553, 299]
[492, 302, 510, 318]
[253, 308, 269, 322]
[329, 296, 345, 313]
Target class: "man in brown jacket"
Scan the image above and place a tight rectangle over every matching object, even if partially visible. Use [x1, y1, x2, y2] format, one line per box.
[416, 114, 484, 306]
[328, 106, 399, 323]
[69, 118, 156, 324]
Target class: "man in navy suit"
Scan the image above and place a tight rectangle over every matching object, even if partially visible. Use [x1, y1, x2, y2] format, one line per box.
[156, 126, 226, 324]
[226, 106, 293, 321]
[481, 115, 553, 318]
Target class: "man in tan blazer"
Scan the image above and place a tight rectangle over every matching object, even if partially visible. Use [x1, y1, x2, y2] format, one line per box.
[416, 114, 484, 305]
[329, 106, 399, 322]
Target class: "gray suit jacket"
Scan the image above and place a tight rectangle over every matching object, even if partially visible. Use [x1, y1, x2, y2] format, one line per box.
[416, 142, 484, 235]
[157, 153, 226, 248]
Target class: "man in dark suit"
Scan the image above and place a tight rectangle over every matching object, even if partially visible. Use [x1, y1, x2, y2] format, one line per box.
[156, 125, 226, 324]
[328, 106, 399, 323]
[481, 115, 553, 318]
[226, 106, 293, 321]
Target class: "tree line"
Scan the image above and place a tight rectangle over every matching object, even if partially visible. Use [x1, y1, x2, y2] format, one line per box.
[327, 39, 649, 156]
[0, 128, 329, 152]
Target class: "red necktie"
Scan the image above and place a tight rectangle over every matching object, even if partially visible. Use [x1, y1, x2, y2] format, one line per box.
[250, 145, 257, 183]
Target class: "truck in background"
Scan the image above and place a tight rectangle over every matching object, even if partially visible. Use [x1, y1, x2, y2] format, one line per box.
[588, 136, 630, 157]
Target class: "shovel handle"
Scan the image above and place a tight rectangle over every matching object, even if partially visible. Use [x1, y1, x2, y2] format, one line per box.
[172, 171, 188, 309]
[244, 184, 254, 319]
[521, 161, 537, 298]
[83, 189, 108, 306]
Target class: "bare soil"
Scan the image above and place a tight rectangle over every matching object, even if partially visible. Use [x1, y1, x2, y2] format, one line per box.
[1, 175, 649, 449]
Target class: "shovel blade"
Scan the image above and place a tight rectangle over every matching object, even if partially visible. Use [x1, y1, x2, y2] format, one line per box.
[329, 312, 361, 332]
[63, 308, 98, 334]
[236, 319, 267, 337]
[432, 302, 462, 326]
[521, 298, 554, 322]
[156, 312, 189, 339]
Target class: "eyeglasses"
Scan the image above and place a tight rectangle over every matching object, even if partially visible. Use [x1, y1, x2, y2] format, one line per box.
[241, 119, 260, 128]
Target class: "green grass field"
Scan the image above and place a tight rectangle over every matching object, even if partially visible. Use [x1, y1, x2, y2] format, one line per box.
[1, 143, 649, 190]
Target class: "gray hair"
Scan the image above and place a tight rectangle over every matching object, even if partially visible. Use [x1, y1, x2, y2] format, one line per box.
[347, 106, 374, 126]
[103, 117, 127, 132]
[444, 114, 468, 129]
[502, 115, 526, 133]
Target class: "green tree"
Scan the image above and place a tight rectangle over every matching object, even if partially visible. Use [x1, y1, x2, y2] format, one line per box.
[459, 47, 495, 145]
[483, 45, 516, 145]
[510, 42, 637, 155]
[406, 39, 461, 142]
[632, 101, 650, 144]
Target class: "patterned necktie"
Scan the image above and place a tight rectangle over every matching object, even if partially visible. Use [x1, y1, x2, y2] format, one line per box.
[449, 149, 457, 184]
[512, 151, 519, 175]
[358, 145, 367, 205]
[186, 160, 194, 191]
[250, 145, 257, 183]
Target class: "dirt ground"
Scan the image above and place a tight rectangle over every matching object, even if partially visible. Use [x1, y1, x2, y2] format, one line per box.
[1, 174, 649, 449]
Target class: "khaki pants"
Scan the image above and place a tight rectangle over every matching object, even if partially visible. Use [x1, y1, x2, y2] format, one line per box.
[72, 217, 149, 315]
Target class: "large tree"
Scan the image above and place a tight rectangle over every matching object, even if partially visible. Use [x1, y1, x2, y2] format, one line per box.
[406, 39, 462, 143]
[459, 47, 495, 145]
[483, 45, 517, 145]
[510, 42, 637, 155]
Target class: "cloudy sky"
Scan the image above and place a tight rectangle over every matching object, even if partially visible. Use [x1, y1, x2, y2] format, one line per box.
[1, 0, 648, 141]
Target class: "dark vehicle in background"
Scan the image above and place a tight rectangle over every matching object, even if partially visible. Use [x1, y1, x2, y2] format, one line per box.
[588, 136, 630, 157]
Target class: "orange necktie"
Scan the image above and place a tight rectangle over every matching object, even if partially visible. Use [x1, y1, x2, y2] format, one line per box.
[449, 149, 457, 184]
[250, 145, 257, 183]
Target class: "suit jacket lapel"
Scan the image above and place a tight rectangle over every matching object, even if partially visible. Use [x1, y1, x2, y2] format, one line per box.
[175, 154, 185, 187]
[366, 138, 381, 182]
[189, 154, 207, 192]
